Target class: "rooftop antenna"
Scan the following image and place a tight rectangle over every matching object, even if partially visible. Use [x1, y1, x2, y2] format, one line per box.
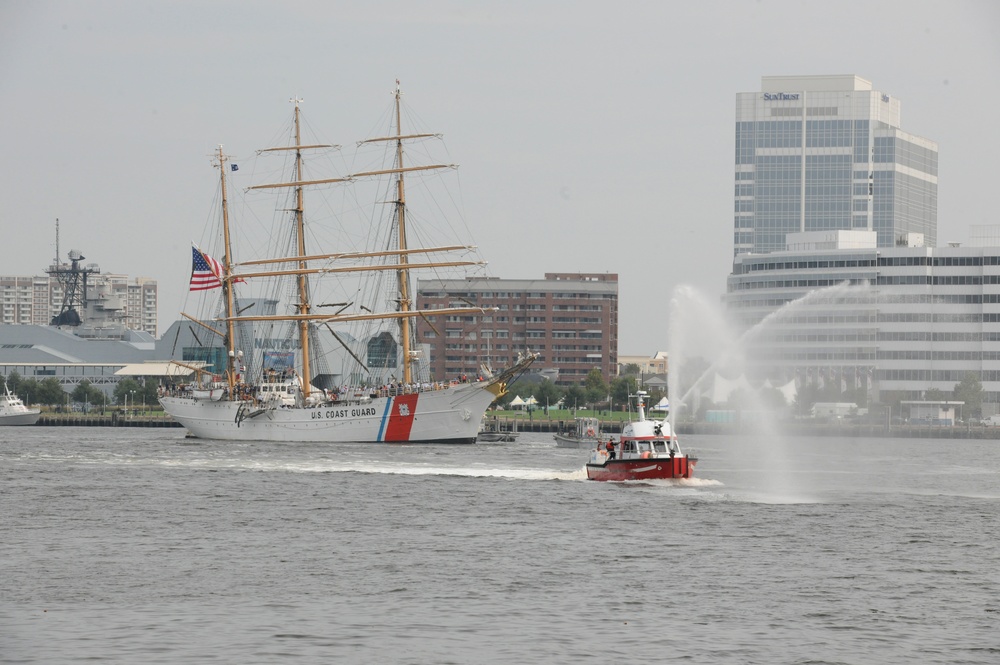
[55, 218, 60, 266]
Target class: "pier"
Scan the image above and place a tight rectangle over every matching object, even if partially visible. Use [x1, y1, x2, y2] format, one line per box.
[37, 413, 182, 428]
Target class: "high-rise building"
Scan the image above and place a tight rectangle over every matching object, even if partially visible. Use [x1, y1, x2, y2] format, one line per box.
[0, 276, 50, 326]
[734, 75, 938, 256]
[415, 273, 619, 386]
[0, 269, 158, 337]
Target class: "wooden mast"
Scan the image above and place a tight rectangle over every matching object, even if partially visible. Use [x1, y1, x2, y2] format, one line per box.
[351, 82, 459, 384]
[291, 98, 313, 398]
[245, 99, 342, 399]
[217, 145, 239, 395]
[393, 81, 415, 384]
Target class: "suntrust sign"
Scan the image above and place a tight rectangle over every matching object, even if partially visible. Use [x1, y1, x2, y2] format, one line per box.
[762, 92, 800, 101]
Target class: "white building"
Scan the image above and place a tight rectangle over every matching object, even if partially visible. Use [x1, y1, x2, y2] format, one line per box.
[618, 352, 668, 375]
[724, 230, 1000, 414]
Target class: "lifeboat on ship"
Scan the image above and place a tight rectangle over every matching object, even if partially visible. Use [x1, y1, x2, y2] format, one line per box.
[586, 391, 696, 481]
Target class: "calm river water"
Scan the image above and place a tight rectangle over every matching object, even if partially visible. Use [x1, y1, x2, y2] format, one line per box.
[2, 428, 998, 664]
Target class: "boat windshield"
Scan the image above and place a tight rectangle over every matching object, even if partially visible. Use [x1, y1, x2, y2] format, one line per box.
[652, 441, 667, 453]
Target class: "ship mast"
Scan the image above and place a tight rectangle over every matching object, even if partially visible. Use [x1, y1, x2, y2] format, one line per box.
[246, 98, 342, 400]
[216, 145, 239, 395]
[392, 82, 416, 384]
[291, 99, 314, 398]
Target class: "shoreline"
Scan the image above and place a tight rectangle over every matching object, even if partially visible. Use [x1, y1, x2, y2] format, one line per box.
[24, 413, 1000, 438]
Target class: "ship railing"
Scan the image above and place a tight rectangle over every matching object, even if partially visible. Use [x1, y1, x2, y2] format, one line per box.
[159, 376, 471, 402]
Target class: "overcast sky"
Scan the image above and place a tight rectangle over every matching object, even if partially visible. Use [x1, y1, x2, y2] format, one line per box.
[2, 0, 998, 354]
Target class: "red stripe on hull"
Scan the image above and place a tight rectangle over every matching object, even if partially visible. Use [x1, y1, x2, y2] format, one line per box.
[383, 393, 419, 442]
[586, 456, 696, 481]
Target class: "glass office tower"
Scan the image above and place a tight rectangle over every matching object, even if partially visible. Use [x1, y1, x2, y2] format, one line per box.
[734, 75, 938, 256]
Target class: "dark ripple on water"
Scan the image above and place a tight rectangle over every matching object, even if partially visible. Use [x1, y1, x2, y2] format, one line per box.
[1, 430, 999, 664]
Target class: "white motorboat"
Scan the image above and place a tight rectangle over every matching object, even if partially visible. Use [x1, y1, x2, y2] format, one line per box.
[1, 381, 41, 426]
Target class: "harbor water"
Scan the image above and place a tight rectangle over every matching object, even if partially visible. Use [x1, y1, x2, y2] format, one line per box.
[2, 428, 998, 664]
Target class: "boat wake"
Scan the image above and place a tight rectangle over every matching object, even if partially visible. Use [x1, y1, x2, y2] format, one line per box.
[155, 457, 589, 482]
[676, 477, 724, 487]
[722, 490, 825, 505]
[335, 464, 588, 482]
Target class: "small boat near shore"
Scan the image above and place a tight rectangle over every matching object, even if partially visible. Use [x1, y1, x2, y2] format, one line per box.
[586, 391, 696, 481]
[1, 381, 41, 426]
[553, 416, 601, 448]
[477, 417, 520, 442]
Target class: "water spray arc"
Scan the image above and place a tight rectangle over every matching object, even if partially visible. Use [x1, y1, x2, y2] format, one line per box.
[671, 281, 868, 413]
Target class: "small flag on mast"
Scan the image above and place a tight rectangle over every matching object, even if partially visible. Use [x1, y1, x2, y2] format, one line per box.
[190, 245, 224, 291]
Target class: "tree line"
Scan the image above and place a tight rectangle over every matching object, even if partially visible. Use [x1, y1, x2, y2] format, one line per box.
[493, 365, 665, 413]
[3, 372, 159, 409]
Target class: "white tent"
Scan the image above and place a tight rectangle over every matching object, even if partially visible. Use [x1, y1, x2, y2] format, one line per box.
[709, 373, 754, 404]
[708, 373, 798, 406]
[524, 395, 538, 406]
[651, 397, 669, 412]
[509, 395, 525, 409]
[773, 379, 798, 404]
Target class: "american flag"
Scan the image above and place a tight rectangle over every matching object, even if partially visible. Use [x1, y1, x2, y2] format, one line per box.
[190, 246, 223, 291]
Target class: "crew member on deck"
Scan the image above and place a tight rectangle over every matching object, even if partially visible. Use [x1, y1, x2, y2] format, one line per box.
[606, 439, 616, 460]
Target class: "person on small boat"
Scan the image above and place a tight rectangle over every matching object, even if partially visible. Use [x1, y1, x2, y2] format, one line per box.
[605, 439, 616, 460]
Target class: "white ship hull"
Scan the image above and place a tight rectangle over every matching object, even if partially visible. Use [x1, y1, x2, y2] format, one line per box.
[1, 382, 41, 426]
[161, 382, 495, 443]
[0, 410, 41, 426]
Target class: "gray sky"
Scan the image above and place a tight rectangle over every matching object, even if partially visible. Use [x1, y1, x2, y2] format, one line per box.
[2, 0, 998, 354]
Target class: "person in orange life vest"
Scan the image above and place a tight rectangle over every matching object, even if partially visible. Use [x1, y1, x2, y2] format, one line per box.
[605, 439, 616, 460]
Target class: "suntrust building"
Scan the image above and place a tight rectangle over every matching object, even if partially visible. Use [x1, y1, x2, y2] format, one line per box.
[734, 75, 937, 256]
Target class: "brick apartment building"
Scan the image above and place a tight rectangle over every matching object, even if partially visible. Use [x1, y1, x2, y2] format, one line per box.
[415, 273, 618, 386]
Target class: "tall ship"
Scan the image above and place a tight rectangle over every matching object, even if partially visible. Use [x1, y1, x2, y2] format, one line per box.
[160, 84, 535, 442]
